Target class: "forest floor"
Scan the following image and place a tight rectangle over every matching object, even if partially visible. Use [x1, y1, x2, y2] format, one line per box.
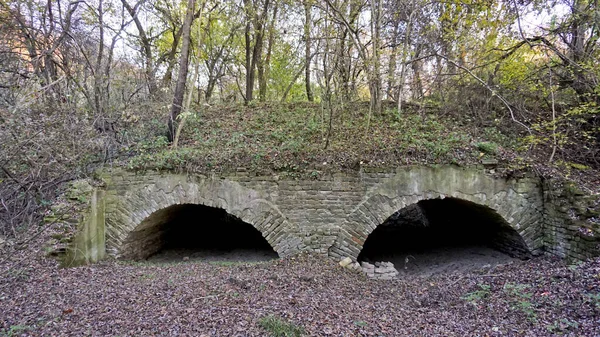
[1, 248, 599, 336]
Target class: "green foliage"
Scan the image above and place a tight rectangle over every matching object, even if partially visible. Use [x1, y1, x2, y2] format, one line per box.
[523, 99, 599, 168]
[545, 318, 580, 334]
[388, 112, 469, 159]
[482, 127, 516, 150]
[567, 260, 585, 271]
[566, 162, 590, 171]
[140, 273, 156, 280]
[461, 283, 491, 303]
[136, 136, 170, 155]
[584, 292, 600, 308]
[270, 41, 305, 101]
[258, 315, 305, 337]
[496, 53, 533, 91]
[125, 103, 507, 173]
[128, 147, 203, 171]
[1, 325, 33, 337]
[476, 142, 498, 155]
[6, 267, 31, 282]
[462, 282, 539, 321]
[353, 321, 368, 327]
[503, 282, 537, 322]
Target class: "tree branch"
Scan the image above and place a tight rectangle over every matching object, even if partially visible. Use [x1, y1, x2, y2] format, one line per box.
[435, 53, 531, 133]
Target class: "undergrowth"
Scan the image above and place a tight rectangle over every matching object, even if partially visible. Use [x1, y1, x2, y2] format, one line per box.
[127, 102, 514, 174]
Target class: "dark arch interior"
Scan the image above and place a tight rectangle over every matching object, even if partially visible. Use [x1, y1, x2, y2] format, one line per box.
[121, 204, 278, 262]
[358, 197, 531, 275]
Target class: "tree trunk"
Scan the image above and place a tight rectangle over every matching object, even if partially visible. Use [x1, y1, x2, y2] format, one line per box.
[167, 0, 195, 142]
[93, 0, 105, 117]
[369, 0, 382, 114]
[304, 0, 313, 101]
[243, 0, 253, 104]
[254, 0, 270, 102]
[337, 31, 350, 102]
[411, 44, 424, 100]
[206, 75, 217, 102]
[161, 30, 182, 89]
[387, 21, 399, 100]
[121, 0, 158, 96]
[259, 1, 277, 102]
[174, 1, 207, 148]
[398, 0, 416, 114]
[323, 4, 334, 149]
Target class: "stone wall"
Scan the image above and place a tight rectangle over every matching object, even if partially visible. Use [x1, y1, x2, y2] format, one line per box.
[543, 180, 600, 259]
[326, 166, 546, 259]
[64, 165, 599, 265]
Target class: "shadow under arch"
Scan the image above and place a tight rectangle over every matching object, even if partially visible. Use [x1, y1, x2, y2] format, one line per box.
[356, 197, 531, 273]
[120, 203, 279, 261]
[104, 177, 298, 260]
[330, 192, 536, 262]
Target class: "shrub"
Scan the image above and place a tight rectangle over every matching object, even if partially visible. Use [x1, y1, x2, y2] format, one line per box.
[476, 142, 498, 155]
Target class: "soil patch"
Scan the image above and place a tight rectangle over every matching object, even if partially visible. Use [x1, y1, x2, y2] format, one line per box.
[147, 247, 279, 263]
[377, 245, 518, 277]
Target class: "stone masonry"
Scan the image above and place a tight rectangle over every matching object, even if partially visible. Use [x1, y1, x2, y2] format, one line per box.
[64, 165, 599, 265]
[361, 262, 399, 280]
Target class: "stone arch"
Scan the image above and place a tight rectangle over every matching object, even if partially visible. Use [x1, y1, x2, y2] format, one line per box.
[104, 175, 299, 259]
[328, 167, 543, 260]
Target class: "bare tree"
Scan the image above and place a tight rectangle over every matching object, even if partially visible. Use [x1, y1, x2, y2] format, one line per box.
[121, 0, 158, 96]
[168, 0, 196, 142]
[323, 0, 383, 114]
[243, 0, 271, 105]
[258, 0, 278, 101]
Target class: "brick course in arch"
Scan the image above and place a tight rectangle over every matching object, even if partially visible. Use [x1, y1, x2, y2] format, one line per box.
[104, 176, 302, 259]
[328, 167, 543, 260]
[329, 193, 538, 261]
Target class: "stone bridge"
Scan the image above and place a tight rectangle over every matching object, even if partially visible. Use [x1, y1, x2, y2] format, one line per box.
[64, 166, 600, 265]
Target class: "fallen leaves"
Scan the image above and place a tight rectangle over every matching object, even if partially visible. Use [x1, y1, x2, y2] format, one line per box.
[0, 254, 599, 336]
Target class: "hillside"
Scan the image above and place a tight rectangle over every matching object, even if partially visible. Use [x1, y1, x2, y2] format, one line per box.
[123, 102, 599, 189]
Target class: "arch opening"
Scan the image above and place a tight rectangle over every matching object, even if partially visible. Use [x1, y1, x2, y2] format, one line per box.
[121, 204, 278, 262]
[358, 197, 530, 275]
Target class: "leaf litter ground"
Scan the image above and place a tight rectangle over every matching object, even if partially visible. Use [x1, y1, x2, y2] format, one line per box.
[1, 248, 599, 336]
